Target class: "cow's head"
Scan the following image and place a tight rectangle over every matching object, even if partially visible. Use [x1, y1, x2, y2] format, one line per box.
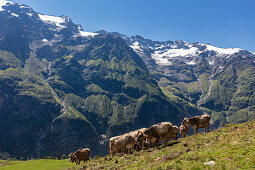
[180, 124, 188, 137]
[182, 117, 190, 126]
[141, 133, 148, 145]
[68, 153, 76, 163]
[136, 130, 143, 143]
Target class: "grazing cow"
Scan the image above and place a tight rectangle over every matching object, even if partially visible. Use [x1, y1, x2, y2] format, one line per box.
[181, 114, 210, 135]
[109, 133, 139, 156]
[109, 135, 124, 156]
[69, 148, 90, 165]
[144, 122, 173, 146]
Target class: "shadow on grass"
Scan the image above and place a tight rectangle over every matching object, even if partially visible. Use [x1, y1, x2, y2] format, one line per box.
[167, 141, 180, 147]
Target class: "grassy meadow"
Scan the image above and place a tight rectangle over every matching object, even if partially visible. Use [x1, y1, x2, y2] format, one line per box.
[0, 159, 74, 170]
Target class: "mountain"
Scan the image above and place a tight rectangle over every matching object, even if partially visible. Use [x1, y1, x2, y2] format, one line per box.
[97, 30, 255, 128]
[0, 1, 193, 159]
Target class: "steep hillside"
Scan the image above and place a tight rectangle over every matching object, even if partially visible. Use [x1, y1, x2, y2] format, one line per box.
[0, 1, 192, 159]
[79, 119, 255, 169]
[1, 119, 255, 169]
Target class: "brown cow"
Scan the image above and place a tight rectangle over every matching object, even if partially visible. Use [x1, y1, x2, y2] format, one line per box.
[109, 135, 125, 156]
[109, 133, 139, 156]
[144, 122, 172, 146]
[181, 114, 210, 136]
[69, 148, 90, 165]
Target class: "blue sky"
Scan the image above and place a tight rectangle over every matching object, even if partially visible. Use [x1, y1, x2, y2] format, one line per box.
[16, 0, 255, 51]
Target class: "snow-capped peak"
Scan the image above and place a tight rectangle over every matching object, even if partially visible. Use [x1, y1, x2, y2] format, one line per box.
[0, 0, 14, 11]
[38, 14, 67, 29]
[130, 41, 141, 51]
[127, 36, 244, 66]
[76, 25, 98, 37]
[1, 0, 99, 39]
[205, 44, 241, 55]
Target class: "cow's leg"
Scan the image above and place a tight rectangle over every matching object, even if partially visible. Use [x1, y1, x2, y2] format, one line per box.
[164, 137, 168, 146]
[141, 140, 144, 150]
[204, 127, 206, 133]
[163, 138, 166, 146]
[75, 159, 78, 165]
[207, 124, 210, 132]
[193, 128, 197, 135]
[156, 138, 160, 148]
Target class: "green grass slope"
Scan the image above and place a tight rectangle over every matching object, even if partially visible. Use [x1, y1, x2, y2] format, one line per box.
[2, 119, 255, 170]
[83, 120, 255, 169]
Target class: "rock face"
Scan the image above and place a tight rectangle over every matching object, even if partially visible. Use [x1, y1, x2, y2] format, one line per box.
[98, 31, 255, 129]
[0, 1, 189, 159]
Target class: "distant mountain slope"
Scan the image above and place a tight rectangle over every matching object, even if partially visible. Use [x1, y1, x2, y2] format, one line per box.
[0, 1, 193, 159]
[97, 30, 255, 128]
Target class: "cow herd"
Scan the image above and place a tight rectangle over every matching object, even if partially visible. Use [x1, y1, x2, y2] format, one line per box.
[69, 114, 211, 165]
